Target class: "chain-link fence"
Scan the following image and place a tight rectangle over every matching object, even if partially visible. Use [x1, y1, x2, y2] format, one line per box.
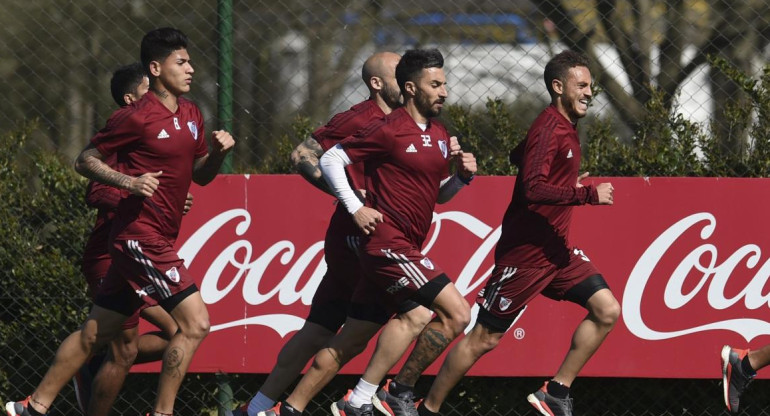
[1, 0, 769, 174]
[2, 0, 770, 415]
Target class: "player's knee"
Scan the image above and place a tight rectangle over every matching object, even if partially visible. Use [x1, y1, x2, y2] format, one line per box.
[182, 315, 210, 341]
[446, 305, 471, 336]
[593, 298, 621, 328]
[79, 329, 99, 351]
[402, 307, 432, 334]
[474, 331, 502, 354]
[468, 324, 503, 355]
[114, 342, 139, 367]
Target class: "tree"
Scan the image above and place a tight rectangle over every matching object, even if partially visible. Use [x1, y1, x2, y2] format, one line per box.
[535, 0, 769, 154]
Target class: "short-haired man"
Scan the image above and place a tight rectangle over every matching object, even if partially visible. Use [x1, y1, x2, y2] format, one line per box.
[415, 50, 619, 416]
[5, 27, 234, 416]
[72, 62, 191, 416]
[256, 48, 476, 416]
[234, 51, 431, 416]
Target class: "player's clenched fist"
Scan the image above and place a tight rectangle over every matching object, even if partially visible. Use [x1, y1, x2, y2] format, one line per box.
[456, 151, 477, 181]
[352, 206, 384, 235]
[211, 130, 235, 154]
[449, 135, 462, 157]
[183, 192, 194, 215]
[596, 182, 614, 205]
[129, 171, 162, 197]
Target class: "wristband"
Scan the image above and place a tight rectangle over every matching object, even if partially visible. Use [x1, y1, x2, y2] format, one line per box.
[457, 173, 474, 185]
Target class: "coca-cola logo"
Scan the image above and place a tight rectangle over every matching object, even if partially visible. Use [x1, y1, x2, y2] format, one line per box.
[177, 209, 498, 336]
[623, 212, 770, 342]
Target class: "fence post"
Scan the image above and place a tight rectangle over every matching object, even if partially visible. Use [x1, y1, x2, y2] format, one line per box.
[218, 0, 234, 173]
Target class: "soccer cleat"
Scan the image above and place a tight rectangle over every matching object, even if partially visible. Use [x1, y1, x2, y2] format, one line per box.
[257, 403, 281, 416]
[526, 382, 573, 416]
[5, 397, 34, 416]
[331, 390, 374, 416]
[722, 345, 755, 413]
[72, 361, 94, 416]
[372, 380, 419, 416]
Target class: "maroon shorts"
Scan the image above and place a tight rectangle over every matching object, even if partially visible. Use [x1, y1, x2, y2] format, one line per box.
[95, 237, 197, 327]
[83, 255, 145, 330]
[354, 246, 450, 314]
[307, 212, 363, 331]
[82, 255, 111, 298]
[476, 247, 603, 329]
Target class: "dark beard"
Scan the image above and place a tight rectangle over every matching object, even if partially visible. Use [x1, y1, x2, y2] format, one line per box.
[416, 90, 441, 118]
[381, 84, 402, 109]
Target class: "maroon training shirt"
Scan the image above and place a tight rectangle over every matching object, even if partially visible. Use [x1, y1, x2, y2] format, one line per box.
[495, 105, 599, 268]
[90, 92, 208, 242]
[340, 107, 452, 250]
[313, 99, 385, 189]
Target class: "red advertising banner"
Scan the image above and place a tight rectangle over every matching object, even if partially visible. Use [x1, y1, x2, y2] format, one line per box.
[134, 175, 770, 378]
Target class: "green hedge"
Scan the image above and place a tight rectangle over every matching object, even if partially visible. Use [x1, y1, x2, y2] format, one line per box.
[0, 122, 91, 399]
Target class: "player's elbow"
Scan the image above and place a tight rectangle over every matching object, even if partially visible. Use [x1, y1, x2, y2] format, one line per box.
[290, 147, 303, 170]
[73, 155, 90, 178]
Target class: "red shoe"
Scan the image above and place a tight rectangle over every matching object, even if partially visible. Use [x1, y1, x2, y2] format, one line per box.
[5, 397, 36, 416]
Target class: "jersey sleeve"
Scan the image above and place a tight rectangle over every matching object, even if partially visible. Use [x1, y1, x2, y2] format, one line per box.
[90, 108, 143, 157]
[85, 181, 122, 210]
[338, 118, 394, 163]
[521, 124, 595, 205]
[312, 112, 352, 151]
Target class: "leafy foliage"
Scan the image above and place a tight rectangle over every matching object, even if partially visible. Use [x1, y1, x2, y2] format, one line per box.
[0, 122, 91, 399]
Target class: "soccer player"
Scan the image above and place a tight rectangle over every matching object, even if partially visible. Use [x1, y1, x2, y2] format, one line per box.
[721, 344, 769, 413]
[233, 51, 432, 416]
[415, 50, 619, 416]
[5, 27, 234, 416]
[72, 62, 192, 416]
[256, 48, 476, 416]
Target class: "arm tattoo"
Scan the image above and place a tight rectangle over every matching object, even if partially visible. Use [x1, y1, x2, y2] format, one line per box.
[162, 346, 185, 379]
[397, 327, 451, 385]
[76, 147, 132, 190]
[294, 138, 332, 195]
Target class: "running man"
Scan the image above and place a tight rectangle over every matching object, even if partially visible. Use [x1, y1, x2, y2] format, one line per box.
[415, 50, 619, 416]
[256, 48, 476, 416]
[72, 62, 192, 416]
[234, 51, 431, 416]
[5, 27, 234, 416]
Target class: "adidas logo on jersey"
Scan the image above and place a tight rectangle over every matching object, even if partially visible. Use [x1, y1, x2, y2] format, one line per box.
[157, 129, 170, 139]
[406, 143, 417, 153]
[567, 149, 573, 158]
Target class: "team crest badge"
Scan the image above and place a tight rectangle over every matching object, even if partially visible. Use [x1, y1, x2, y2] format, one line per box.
[187, 121, 198, 140]
[499, 296, 512, 311]
[165, 266, 180, 283]
[420, 257, 435, 270]
[438, 140, 448, 158]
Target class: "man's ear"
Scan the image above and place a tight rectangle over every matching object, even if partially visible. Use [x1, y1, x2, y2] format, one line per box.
[369, 76, 383, 92]
[148, 60, 162, 77]
[404, 80, 417, 97]
[552, 78, 563, 96]
[123, 93, 135, 106]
